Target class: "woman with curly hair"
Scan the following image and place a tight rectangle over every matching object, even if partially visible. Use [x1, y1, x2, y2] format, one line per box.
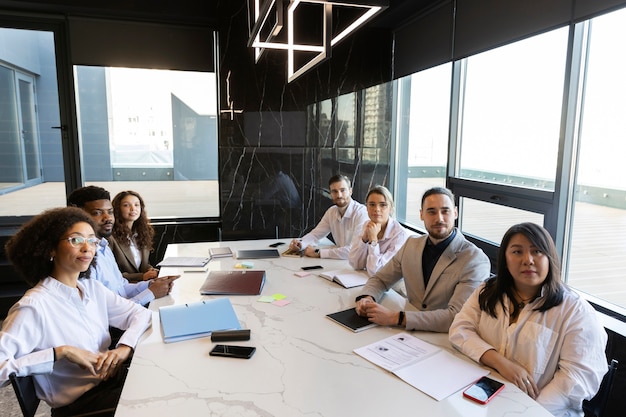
[1, 207, 151, 416]
[109, 190, 158, 282]
[449, 222, 607, 417]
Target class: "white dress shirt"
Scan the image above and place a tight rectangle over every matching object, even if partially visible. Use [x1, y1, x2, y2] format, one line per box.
[348, 217, 415, 276]
[449, 284, 608, 417]
[0, 277, 151, 408]
[300, 199, 369, 259]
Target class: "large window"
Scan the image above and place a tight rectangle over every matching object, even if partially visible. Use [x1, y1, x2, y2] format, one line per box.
[395, 63, 451, 229]
[75, 66, 219, 218]
[394, 6, 626, 312]
[0, 27, 66, 216]
[457, 29, 568, 191]
[567, 8, 626, 309]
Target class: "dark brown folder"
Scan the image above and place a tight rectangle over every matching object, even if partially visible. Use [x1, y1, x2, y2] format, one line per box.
[199, 270, 266, 295]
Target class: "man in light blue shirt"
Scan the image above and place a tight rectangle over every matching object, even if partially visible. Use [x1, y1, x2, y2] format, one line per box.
[68, 186, 176, 305]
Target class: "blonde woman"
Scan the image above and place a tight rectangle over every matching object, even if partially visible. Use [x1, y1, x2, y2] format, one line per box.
[349, 185, 414, 276]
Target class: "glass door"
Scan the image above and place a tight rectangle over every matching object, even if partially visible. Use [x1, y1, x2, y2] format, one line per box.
[16, 73, 42, 185]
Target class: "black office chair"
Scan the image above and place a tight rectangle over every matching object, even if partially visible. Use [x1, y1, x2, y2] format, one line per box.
[9, 372, 117, 417]
[9, 372, 40, 417]
[583, 359, 618, 417]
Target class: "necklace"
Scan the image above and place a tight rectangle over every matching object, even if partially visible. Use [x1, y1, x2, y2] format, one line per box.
[513, 288, 537, 309]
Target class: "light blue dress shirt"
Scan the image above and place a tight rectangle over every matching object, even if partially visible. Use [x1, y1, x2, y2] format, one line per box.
[92, 238, 154, 305]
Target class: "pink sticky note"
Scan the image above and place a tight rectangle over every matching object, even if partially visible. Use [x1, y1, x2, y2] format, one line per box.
[272, 299, 291, 307]
[295, 271, 310, 277]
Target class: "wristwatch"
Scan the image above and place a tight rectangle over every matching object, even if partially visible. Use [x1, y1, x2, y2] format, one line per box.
[314, 248, 320, 255]
[369, 240, 378, 247]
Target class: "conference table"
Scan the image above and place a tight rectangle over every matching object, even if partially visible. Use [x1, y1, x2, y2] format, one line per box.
[115, 239, 552, 417]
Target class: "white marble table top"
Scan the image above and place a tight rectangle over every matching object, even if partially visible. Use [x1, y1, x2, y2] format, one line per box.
[115, 239, 552, 417]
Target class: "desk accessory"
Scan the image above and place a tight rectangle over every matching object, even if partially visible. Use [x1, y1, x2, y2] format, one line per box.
[199, 270, 266, 295]
[159, 298, 241, 343]
[318, 269, 369, 288]
[209, 247, 233, 259]
[236, 249, 280, 259]
[157, 257, 210, 271]
[326, 307, 377, 332]
[211, 329, 251, 342]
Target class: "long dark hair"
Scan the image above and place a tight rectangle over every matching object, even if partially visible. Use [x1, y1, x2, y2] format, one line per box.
[5, 207, 98, 287]
[111, 190, 154, 251]
[479, 222, 564, 318]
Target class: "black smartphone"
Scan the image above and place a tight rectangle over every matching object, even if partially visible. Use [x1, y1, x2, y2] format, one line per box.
[301, 265, 323, 270]
[209, 344, 256, 359]
[269, 242, 285, 247]
[463, 376, 505, 404]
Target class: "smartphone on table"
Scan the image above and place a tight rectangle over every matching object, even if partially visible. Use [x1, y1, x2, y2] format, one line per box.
[463, 376, 505, 404]
[209, 344, 256, 359]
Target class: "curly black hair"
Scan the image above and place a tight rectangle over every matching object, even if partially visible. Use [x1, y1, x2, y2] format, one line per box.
[5, 207, 98, 287]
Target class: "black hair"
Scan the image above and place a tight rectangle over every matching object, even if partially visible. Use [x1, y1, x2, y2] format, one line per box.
[478, 222, 564, 318]
[67, 185, 111, 208]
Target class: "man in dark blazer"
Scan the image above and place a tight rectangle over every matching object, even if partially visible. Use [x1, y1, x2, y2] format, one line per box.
[355, 187, 491, 332]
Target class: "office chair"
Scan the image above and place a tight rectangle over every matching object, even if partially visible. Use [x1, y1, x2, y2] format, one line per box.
[9, 372, 117, 417]
[582, 359, 618, 417]
[9, 372, 40, 417]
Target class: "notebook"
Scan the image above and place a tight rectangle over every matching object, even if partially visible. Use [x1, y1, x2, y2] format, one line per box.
[209, 247, 233, 259]
[157, 256, 210, 268]
[199, 270, 266, 295]
[235, 249, 280, 259]
[159, 298, 241, 343]
[326, 307, 378, 332]
[318, 269, 369, 288]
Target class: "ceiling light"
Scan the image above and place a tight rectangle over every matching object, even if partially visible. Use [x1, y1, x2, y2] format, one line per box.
[248, 0, 388, 82]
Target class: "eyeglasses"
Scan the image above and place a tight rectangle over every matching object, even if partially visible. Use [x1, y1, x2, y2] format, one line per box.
[367, 202, 389, 209]
[62, 236, 100, 248]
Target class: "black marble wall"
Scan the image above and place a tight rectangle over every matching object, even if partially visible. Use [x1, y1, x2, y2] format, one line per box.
[217, 0, 394, 239]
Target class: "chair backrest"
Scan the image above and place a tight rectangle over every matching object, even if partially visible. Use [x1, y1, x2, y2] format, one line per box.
[583, 359, 619, 417]
[9, 372, 40, 417]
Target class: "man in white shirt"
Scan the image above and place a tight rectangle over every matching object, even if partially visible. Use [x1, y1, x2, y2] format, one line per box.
[289, 174, 368, 259]
[68, 186, 176, 305]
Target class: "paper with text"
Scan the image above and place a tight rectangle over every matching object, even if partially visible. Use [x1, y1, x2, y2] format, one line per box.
[354, 333, 489, 401]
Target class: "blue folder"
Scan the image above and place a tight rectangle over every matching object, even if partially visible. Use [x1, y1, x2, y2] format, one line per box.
[159, 298, 241, 343]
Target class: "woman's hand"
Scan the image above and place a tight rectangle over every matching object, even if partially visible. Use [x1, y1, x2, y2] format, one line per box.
[55, 346, 101, 376]
[362, 221, 381, 243]
[480, 350, 539, 399]
[95, 345, 133, 380]
[142, 268, 159, 281]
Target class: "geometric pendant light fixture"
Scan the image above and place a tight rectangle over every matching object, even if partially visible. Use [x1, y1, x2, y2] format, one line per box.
[248, 0, 388, 82]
